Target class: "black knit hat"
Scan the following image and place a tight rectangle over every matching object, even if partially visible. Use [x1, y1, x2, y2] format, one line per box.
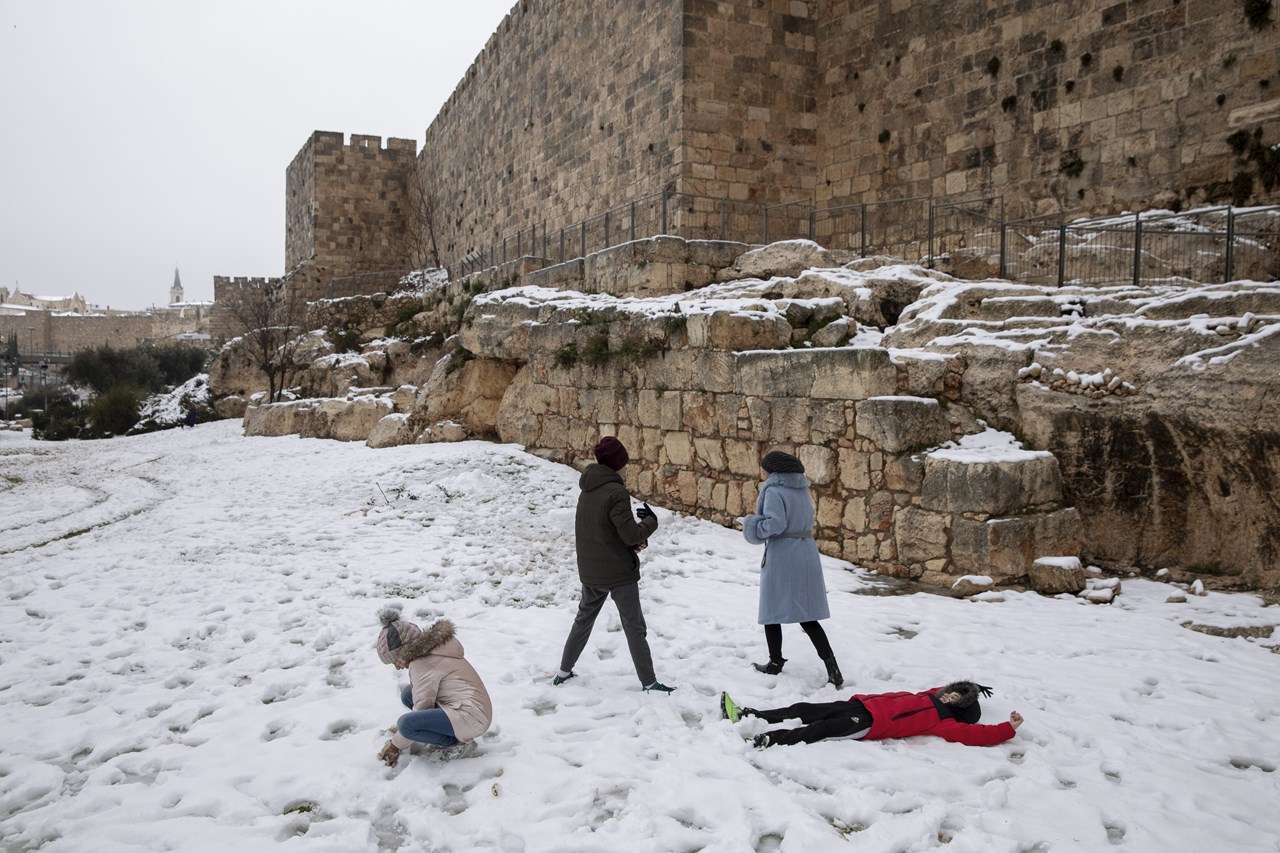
[760, 450, 804, 474]
[594, 436, 629, 470]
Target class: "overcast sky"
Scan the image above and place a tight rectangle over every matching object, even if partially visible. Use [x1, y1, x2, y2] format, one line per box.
[0, 0, 516, 310]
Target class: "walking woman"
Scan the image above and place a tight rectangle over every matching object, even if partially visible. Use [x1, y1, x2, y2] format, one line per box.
[740, 450, 843, 687]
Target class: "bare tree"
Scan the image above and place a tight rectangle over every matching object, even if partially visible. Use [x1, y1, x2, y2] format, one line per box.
[402, 168, 443, 270]
[219, 280, 307, 403]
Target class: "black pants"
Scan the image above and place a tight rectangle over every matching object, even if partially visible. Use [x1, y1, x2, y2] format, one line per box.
[764, 621, 833, 661]
[559, 582, 655, 686]
[755, 699, 872, 746]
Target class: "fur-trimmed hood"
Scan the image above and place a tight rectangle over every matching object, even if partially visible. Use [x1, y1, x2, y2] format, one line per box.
[396, 618, 464, 663]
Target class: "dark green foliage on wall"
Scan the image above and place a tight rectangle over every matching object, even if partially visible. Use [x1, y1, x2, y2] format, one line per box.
[1243, 0, 1272, 29]
[1060, 150, 1085, 178]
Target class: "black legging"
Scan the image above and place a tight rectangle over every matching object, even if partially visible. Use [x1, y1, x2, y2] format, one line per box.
[764, 621, 833, 661]
[754, 699, 872, 746]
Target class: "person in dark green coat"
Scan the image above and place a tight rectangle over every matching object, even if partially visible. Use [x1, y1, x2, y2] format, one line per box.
[553, 436, 675, 693]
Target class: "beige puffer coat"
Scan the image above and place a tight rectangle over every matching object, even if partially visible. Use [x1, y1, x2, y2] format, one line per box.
[390, 619, 493, 749]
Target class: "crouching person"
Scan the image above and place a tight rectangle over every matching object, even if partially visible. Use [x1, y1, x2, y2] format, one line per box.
[376, 606, 493, 767]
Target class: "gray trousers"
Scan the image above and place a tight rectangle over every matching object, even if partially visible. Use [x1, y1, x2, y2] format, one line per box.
[559, 581, 655, 686]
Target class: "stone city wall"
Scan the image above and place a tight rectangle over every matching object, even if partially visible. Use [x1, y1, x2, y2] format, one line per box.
[285, 132, 418, 276]
[408, 0, 1277, 270]
[0, 312, 193, 355]
[419, 0, 685, 266]
[816, 0, 1280, 216]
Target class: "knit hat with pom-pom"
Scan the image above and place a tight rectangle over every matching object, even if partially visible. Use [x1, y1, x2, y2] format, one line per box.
[376, 605, 423, 665]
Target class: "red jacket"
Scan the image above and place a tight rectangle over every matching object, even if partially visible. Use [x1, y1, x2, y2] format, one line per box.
[852, 687, 1016, 746]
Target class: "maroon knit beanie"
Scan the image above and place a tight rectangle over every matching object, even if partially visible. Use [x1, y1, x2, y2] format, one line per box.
[593, 436, 629, 470]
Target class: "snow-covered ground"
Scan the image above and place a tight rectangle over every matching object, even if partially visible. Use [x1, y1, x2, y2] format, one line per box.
[1, 423, 1277, 853]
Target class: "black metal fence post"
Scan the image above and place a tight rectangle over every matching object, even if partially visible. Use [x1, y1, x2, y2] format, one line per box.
[1057, 217, 1066, 287]
[998, 197, 1007, 280]
[630, 202, 636, 242]
[1225, 207, 1236, 283]
[661, 189, 668, 234]
[763, 205, 770, 243]
[860, 203, 867, 257]
[1132, 212, 1142, 288]
[580, 221, 586, 258]
[927, 203, 935, 269]
[604, 211, 611, 248]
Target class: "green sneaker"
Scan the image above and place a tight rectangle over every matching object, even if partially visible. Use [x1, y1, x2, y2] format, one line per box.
[721, 691, 741, 723]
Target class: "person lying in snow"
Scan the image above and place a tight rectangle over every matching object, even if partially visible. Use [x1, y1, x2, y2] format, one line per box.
[376, 607, 493, 767]
[720, 681, 1022, 748]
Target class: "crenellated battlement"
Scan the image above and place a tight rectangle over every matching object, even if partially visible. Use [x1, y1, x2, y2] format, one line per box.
[284, 131, 418, 278]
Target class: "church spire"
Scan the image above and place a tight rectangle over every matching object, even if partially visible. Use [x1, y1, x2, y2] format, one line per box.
[170, 267, 184, 305]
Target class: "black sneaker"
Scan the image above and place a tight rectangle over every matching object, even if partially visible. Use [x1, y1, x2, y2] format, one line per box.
[644, 681, 676, 694]
[752, 733, 771, 749]
[552, 671, 576, 686]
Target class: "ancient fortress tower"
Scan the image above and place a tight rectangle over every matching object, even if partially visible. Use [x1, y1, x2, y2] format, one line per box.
[280, 0, 1277, 284]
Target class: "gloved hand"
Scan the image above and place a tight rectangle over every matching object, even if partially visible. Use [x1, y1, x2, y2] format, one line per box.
[636, 502, 656, 522]
[378, 740, 402, 767]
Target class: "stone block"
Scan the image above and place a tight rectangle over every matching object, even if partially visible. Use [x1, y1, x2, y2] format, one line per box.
[769, 398, 812, 444]
[921, 453, 1064, 516]
[855, 396, 950, 453]
[950, 508, 1083, 579]
[1029, 556, 1087, 595]
[884, 455, 925, 492]
[838, 448, 872, 491]
[810, 348, 899, 400]
[725, 439, 762, 477]
[693, 437, 726, 470]
[894, 506, 950, 563]
[663, 430, 694, 466]
[367, 413, 417, 448]
[798, 444, 837, 484]
[737, 351, 816, 397]
[816, 495, 843, 528]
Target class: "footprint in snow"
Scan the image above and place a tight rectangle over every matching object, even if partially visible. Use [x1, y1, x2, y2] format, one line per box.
[320, 719, 358, 740]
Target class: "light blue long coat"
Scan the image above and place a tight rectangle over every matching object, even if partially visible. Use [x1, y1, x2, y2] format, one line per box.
[741, 472, 830, 625]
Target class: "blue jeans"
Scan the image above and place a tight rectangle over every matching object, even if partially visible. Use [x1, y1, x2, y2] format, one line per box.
[398, 685, 459, 747]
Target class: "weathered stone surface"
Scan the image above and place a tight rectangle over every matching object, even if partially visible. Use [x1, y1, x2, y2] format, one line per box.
[921, 453, 1064, 516]
[736, 351, 815, 397]
[950, 508, 1083, 580]
[950, 575, 995, 597]
[244, 401, 311, 437]
[855, 396, 950, 453]
[1029, 556, 1087, 595]
[215, 395, 248, 420]
[894, 506, 950, 564]
[717, 240, 854, 282]
[417, 354, 520, 437]
[798, 444, 838, 485]
[810, 348, 899, 400]
[300, 397, 393, 442]
[367, 413, 417, 448]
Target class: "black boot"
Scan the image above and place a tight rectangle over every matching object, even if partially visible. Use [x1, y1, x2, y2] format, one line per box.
[823, 656, 844, 689]
[753, 658, 786, 675]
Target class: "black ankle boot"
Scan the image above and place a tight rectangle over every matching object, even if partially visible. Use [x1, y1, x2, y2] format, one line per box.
[823, 656, 844, 689]
[753, 658, 786, 675]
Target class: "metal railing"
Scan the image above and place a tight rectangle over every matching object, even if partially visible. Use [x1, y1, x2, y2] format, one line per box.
[1003, 206, 1280, 288]
[451, 190, 1280, 289]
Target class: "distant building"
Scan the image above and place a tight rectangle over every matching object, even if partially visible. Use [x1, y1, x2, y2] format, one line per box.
[170, 268, 185, 305]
